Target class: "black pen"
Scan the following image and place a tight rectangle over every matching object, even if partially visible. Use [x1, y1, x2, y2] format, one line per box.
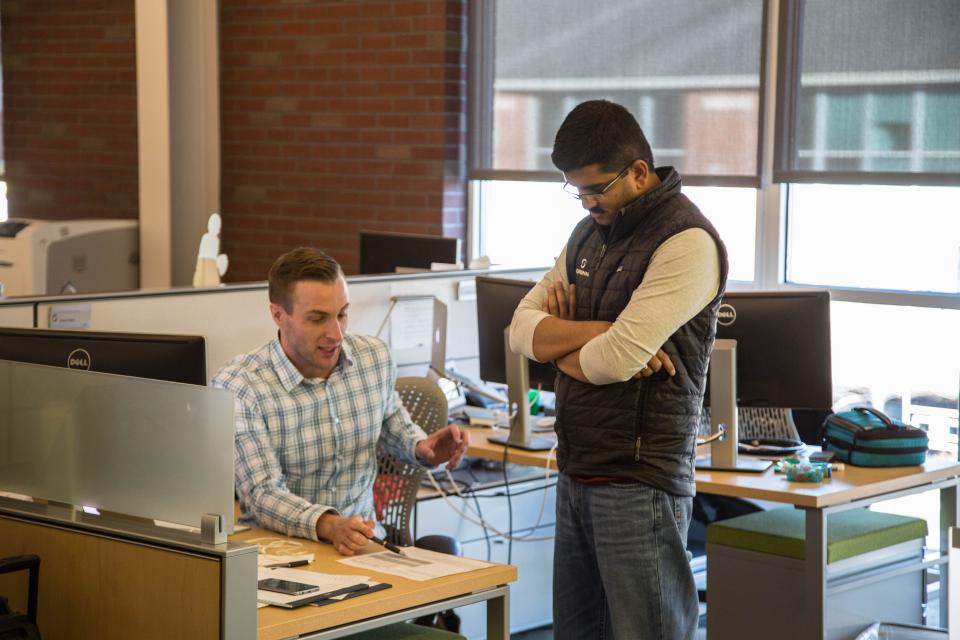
[265, 559, 310, 568]
[369, 535, 407, 556]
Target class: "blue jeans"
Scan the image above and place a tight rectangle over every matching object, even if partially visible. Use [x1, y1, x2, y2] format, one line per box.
[553, 473, 698, 640]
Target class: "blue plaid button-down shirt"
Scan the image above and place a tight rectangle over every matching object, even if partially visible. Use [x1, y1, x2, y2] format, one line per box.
[212, 334, 428, 540]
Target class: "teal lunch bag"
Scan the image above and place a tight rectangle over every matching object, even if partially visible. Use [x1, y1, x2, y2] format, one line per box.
[822, 406, 929, 467]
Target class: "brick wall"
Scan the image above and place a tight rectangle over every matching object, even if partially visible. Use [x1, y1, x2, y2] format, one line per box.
[0, 1, 468, 279]
[220, 0, 468, 280]
[1, 0, 138, 221]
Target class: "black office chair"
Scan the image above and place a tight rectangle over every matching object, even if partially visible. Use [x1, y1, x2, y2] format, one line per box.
[0, 554, 41, 640]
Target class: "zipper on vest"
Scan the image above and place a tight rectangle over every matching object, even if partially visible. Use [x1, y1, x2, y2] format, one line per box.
[634, 381, 648, 463]
[595, 243, 607, 270]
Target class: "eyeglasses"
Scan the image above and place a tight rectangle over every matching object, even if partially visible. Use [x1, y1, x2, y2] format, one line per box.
[562, 161, 634, 201]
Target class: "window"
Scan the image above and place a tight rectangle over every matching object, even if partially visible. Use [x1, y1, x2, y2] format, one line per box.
[472, 0, 766, 184]
[786, 184, 960, 293]
[831, 301, 959, 452]
[469, 0, 960, 448]
[478, 180, 583, 269]
[470, 0, 766, 274]
[776, 0, 960, 184]
[684, 186, 756, 283]
[478, 182, 757, 282]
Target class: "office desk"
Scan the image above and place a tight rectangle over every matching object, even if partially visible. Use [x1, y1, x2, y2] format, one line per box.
[465, 427, 960, 638]
[233, 526, 517, 640]
[466, 426, 559, 469]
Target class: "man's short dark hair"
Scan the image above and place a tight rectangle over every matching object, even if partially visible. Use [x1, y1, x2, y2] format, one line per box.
[268, 247, 343, 312]
[551, 100, 655, 173]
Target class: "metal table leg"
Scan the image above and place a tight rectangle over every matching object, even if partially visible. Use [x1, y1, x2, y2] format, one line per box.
[941, 482, 958, 628]
[804, 507, 828, 639]
[486, 586, 510, 640]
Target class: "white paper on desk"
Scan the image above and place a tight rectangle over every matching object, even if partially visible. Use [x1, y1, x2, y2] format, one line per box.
[256, 567, 370, 607]
[336, 547, 492, 581]
[390, 298, 434, 350]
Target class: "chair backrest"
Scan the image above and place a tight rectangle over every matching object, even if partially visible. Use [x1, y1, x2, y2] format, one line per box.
[395, 376, 449, 435]
[699, 406, 802, 441]
[373, 377, 449, 547]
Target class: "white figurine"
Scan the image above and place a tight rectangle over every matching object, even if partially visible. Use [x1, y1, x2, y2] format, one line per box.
[193, 213, 229, 287]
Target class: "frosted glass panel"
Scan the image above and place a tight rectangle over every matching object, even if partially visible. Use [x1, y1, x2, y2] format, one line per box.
[0, 360, 235, 531]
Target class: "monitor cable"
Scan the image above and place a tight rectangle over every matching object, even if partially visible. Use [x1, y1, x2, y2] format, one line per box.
[425, 441, 558, 544]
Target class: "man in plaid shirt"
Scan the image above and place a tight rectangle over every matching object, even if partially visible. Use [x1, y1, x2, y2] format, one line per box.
[213, 247, 469, 555]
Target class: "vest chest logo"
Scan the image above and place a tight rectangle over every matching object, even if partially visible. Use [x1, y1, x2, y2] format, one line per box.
[576, 257, 590, 278]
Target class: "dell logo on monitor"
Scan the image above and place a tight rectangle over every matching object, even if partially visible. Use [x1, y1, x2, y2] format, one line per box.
[67, 348, 92, 370]
[717, 303, 737, 326]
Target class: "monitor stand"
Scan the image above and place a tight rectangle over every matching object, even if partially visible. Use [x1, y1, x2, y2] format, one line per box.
[486, 328, 555, 452]
[694, 339, 772, 474]
[695, 456, 772, 473]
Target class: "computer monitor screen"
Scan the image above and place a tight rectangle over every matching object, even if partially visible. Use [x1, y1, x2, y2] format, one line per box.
[0, 328, 207, 385]
[359, 231, 461, 274]
[705, 290, 832, 410]
[475, 276, 556, 393]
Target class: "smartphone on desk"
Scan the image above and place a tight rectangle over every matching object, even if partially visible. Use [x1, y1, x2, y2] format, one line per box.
[258, 578, 320, 596]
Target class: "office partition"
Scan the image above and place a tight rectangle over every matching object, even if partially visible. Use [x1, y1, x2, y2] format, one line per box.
[0, 360, 235, 531]
[0, 302, 34, 328]
[28, 268, 547, 379]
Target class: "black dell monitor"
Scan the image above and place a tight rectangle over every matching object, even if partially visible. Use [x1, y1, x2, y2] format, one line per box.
[0, 327, 207, 385]
[692, 290, 833, 473]
[359, 230, 461, 274]
[705, 290, 832, 411]
[476, 276, 557, 393]
[475, 276, 556, 450]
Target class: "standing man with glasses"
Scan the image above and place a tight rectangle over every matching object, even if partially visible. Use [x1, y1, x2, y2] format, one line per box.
[509, 100, 727, 639]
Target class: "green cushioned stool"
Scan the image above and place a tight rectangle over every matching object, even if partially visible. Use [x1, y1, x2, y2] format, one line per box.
[344, 622, 465, 640]
[707, 506, 928, 562]
[706, 508, 928, 640]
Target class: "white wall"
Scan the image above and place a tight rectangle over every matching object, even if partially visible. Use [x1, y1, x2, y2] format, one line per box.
[27, 268, 546, 382]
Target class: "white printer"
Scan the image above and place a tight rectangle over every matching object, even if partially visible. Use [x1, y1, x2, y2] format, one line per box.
[0, 218, 139, 297]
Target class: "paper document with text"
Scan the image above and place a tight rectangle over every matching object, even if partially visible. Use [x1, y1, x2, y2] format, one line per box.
[336, 546, 492, 581]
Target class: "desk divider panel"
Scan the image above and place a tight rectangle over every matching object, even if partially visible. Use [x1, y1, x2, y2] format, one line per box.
[0, 359, 235, 532]
[0, 302, 34, 328]
[28, 268, 548, 379]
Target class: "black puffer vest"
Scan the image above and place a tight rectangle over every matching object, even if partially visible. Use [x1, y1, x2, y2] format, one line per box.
[556, 166, 729, 497]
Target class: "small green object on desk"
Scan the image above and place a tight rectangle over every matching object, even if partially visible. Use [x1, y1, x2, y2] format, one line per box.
[786, 462, 823, 482]
[781, 459, 831, 482]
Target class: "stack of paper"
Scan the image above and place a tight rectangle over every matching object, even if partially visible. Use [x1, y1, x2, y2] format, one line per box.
[337, 547, 492, 581]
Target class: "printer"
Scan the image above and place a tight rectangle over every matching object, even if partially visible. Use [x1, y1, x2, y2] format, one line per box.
[0, 218, 139, 297]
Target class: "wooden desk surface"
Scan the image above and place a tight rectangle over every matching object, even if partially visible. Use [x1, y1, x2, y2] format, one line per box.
[233, 526, 517, 640]
[467, 425, 560, 469]
[465, 427, 960, 509]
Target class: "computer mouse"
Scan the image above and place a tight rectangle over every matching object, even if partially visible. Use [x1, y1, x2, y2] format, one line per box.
[536, 416, 556, 429]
